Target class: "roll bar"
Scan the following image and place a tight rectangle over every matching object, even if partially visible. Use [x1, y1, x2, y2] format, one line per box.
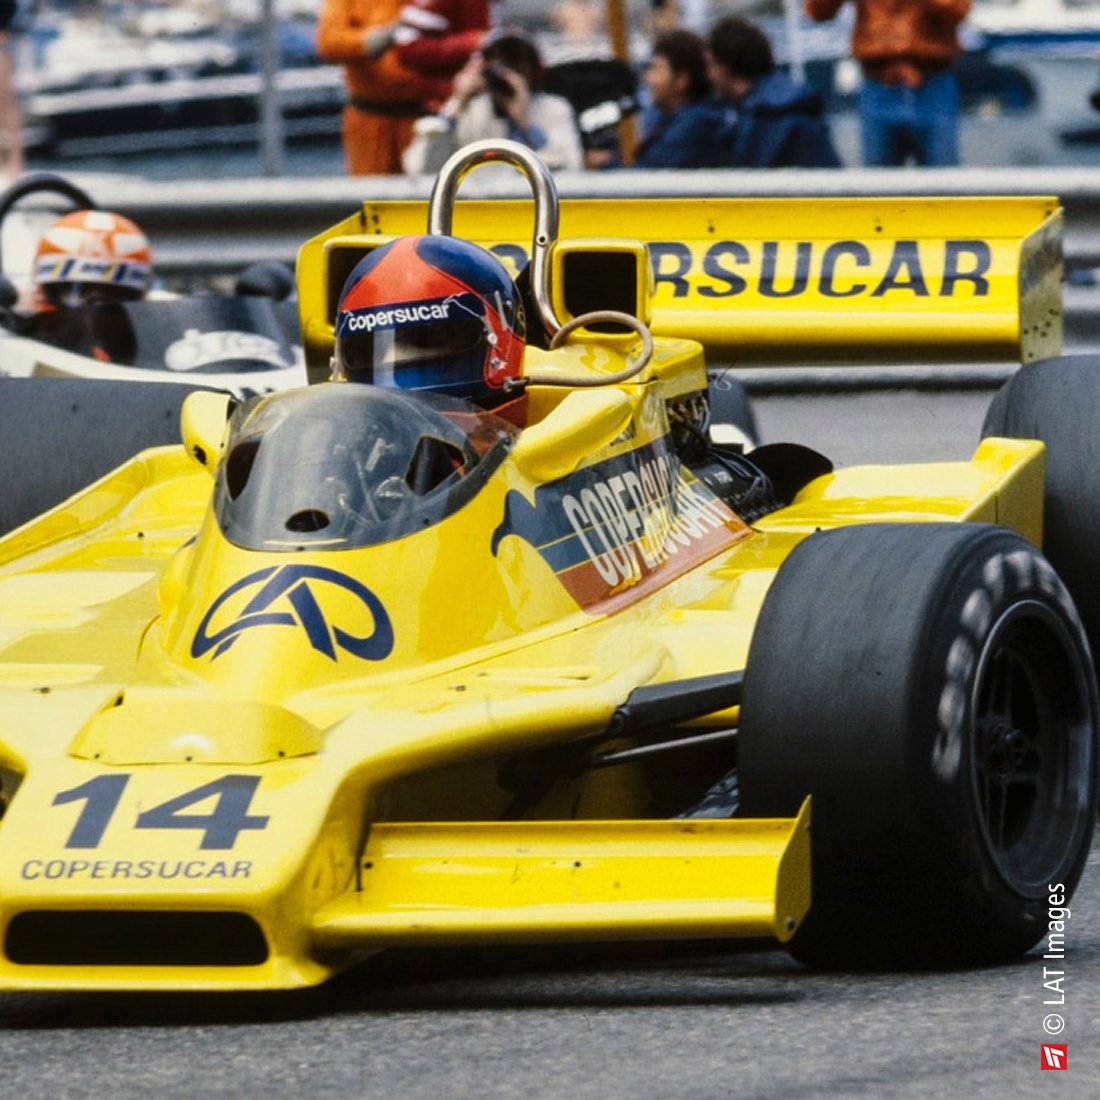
[427, 139, 562, 338]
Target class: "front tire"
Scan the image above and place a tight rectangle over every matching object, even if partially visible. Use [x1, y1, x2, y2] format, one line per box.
[739, 523, 1098, 969]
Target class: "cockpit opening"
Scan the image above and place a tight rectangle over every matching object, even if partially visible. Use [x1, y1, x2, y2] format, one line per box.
[213, 384, 517, 551]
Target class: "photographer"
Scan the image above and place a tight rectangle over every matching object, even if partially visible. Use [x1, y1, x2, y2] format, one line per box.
[402, 34, 584, 175]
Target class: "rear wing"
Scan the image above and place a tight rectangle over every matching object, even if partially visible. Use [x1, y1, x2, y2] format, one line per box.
[297, 195, 1062, 376]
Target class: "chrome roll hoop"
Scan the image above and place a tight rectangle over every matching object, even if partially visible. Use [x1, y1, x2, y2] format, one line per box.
[426, 139, 562, 338]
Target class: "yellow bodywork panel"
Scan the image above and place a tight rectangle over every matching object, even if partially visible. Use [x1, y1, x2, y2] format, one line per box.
[297, 195, 1062, 372]
[760, 437, 1046, 546]
[0, 173, 1059, 992]
[314, 800, 811, 949]
[0, 417, 1049, 990]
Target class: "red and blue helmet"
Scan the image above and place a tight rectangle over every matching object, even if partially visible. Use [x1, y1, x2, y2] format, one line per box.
[333, 235, 525, 407]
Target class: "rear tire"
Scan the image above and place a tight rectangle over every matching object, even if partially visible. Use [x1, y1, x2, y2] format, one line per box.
[983, 354, 1100, 658]
[739, 523, 1098, 969]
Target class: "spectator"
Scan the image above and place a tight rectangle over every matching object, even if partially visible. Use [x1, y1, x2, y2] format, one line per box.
[0, 0, 22, 178]
[394, 0, 497, 113]
[316, 0, 422, 176]
[647, 0, 708, 36]
[634, 29, 716, 168]
[547, 0, 606, 54]
[706, 15, 841, 169]
[542, 0, 638, 169]
[402, 34, 583, 176]
[805, 0, 971, 166]
[648, 0, 679, 37]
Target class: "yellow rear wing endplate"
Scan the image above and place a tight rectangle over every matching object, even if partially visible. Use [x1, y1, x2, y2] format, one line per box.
[297, 196, 1062, 369]
[311, 799, 811, 949]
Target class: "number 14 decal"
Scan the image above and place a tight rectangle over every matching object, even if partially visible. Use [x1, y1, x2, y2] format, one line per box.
[53, 774, 269, 851]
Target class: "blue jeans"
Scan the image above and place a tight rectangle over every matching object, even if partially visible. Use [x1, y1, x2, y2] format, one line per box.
[858, 71, 960, 167]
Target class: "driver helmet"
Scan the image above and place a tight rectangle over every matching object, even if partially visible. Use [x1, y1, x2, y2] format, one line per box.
[332, 235, 525, 408]
[33, 209, 153, 308]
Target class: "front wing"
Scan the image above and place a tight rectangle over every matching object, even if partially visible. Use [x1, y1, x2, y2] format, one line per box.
[0, 762, 810, 990]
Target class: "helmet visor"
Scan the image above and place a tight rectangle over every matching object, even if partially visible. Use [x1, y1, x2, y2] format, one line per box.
[42, 280, 145, 308]
[335, 292, 492, 394]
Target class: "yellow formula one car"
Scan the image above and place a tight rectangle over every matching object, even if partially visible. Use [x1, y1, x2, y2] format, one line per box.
[0, 142, 1095, 992]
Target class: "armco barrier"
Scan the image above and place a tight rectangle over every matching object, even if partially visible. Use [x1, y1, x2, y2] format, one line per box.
[57, 165, 1100, 384]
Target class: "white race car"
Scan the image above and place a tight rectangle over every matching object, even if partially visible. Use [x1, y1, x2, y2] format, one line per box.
[0, 172, 305, 396]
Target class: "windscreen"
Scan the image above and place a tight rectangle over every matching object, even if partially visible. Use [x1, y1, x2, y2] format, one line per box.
[213, 384, 517, 550]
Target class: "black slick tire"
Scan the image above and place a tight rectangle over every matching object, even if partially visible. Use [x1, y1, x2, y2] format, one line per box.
[738, 522, 1098, 969]
[983, 354, 1100, 658]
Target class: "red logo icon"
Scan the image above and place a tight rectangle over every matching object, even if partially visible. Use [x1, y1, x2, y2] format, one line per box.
[1041, 1044, 1067, 1070]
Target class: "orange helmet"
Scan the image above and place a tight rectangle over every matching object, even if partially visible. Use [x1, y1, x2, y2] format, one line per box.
[33, 209, 153, 307]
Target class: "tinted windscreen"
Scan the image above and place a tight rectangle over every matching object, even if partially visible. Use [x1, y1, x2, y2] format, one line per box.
[213, 385, 517, 550]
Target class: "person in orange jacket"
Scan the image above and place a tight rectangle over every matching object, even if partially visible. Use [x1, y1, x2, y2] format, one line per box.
[316, 0, 424, 175]
[804, 0, 971, 166]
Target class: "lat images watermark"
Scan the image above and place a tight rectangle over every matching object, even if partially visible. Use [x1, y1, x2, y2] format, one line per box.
[1042, 1044, 1068, 1071]
[1039, 883, 1072, 1067]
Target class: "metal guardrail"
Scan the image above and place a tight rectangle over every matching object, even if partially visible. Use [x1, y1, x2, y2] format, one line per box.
[64, 163, 1100, 261]
[59, 164, 1100, 379]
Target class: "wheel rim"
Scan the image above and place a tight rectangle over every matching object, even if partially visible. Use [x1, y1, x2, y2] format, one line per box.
[970, 599, 1095, 896]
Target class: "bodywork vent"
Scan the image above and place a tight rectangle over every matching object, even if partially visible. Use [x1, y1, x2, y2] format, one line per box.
[5, 910, 268, 967]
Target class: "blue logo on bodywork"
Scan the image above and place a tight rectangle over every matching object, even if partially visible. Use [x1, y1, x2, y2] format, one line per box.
[192, 564, 394, 662]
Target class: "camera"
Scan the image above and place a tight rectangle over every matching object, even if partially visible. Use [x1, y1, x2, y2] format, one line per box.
[577, 95, 639, 134]
[485, 62, 514, 99]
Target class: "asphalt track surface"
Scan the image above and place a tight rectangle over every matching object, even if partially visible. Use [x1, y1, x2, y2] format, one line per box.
[2, 387, 1099, 1099]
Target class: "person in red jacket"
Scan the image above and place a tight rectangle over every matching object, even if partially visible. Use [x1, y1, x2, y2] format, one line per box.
[394, 0, 497, 112]
[804, 0, 971, 166]
[316, 0, 423, 176]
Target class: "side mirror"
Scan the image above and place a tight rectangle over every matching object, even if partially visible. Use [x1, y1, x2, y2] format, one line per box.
[180, 389, 232, 473]
[511, 388, 633, 481]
